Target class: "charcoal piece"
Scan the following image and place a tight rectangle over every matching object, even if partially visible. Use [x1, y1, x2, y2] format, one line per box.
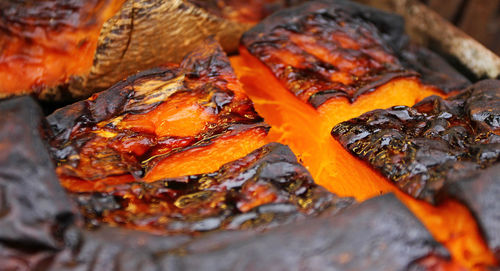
[0, 96, 75, 250]
[442, 164, 500, 260]
[242, 0, 421, 108]
[332, 79, 500, 203]
[73, 142, 353, 234]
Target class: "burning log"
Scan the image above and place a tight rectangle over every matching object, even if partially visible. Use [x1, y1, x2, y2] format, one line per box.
[0, 96, 75, 251]
[232, 0, 470, 199]
[45, 38, 353, 234]
[47, 39, 269, 191]
[72, 142, 352, 233]
[0, 0, 124, 100]
[240, 0, 468, 108]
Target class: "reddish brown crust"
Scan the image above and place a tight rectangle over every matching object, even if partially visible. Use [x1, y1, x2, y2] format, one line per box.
[241, 0, 419, 108]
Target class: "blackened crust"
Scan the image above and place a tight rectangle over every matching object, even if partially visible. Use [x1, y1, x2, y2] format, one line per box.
[332, 79, 500, 203]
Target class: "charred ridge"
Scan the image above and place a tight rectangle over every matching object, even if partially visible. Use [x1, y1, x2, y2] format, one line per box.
[73, 142, 353, 234]
[332, 79, 500, 203]
[48, 194, 450, 271]
[46, 39, 268, 183]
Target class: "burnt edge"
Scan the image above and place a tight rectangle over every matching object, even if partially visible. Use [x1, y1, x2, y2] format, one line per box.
[72, 142, 353, 234]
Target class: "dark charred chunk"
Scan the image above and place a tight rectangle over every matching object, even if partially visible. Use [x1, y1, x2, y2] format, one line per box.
[0, 96, 75, 250]
[441, 164, 500, 260]
[332, 79, 500, 203]
[242, 0, 418, 107]
[73, 142, 352, 234]
[46, 39, 268, 184]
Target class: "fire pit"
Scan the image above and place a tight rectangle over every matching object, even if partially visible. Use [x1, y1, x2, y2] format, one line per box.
[0, 0, 499, 270]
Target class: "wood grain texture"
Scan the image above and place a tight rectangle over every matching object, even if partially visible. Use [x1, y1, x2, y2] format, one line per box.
[41, 0, 252, 100]
[354, 0, 500, 79]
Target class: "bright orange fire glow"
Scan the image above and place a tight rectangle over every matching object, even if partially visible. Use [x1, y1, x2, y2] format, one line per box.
[231, 49, 497, 270]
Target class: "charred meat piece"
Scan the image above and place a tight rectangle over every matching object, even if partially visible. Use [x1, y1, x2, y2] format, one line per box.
[242, 0, 417, 108]
[74, 142, 351, 234]
[442, 164, 500, 261]
[332, 79, 500, 203]
[47, 39, 269, 194]
[0, 0, 124, 99]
